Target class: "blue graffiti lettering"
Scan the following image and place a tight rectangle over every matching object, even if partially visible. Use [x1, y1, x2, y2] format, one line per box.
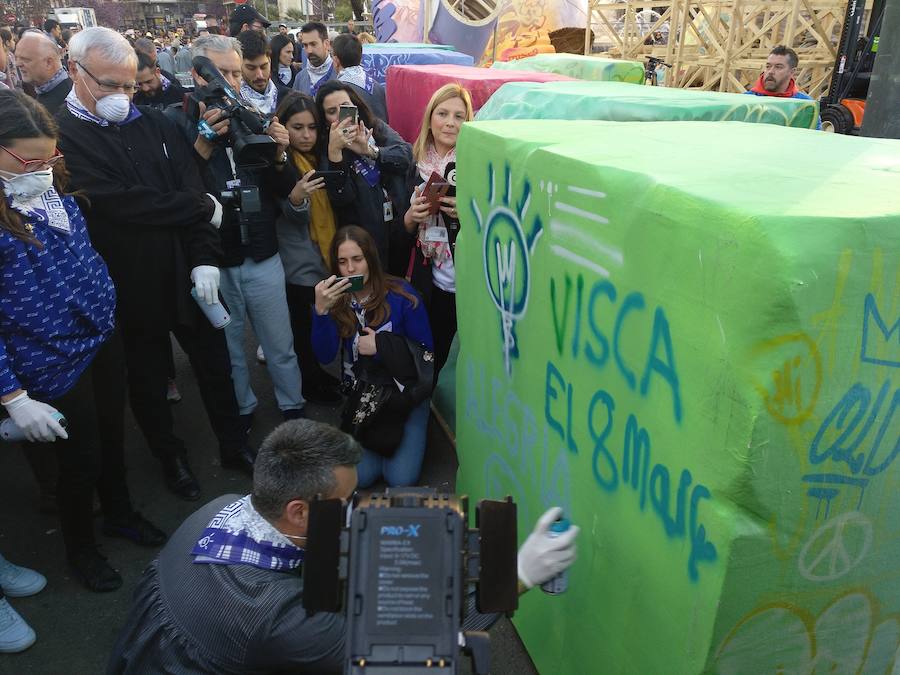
[549, 273, 683, 425]
[809, 380, 899, 476]
[614, 292, 645, 391]
[640, 307, 683, 423]
[589, 389, 617, 491]
[548, 360, 717, 581]
[585, 280, 616, 369]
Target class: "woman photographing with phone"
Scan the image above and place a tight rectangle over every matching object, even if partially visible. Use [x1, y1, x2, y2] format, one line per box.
[401, 84, 474, 378]
[273, 92, 343, 405]
[312, 226, 433, 488]
[315, 81, 413, 268]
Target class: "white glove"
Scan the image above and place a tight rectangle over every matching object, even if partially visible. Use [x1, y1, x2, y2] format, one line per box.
[517, 506, 579, 589]
[206, 194, 223, 229]
[2, 392, 69, 443]
[191, 265, 220, 306]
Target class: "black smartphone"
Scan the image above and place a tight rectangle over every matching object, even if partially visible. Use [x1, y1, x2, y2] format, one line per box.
[312, 170, 345, 181]
[336, 274, 365, 292]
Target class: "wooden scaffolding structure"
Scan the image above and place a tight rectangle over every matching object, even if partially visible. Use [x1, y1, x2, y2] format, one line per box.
[585, 0, 854, 97]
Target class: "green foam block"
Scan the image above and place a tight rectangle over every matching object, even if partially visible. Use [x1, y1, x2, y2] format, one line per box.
[491, 53, 646, 84]
[476, 79, 819, 129]
[454, 119, 900, 674]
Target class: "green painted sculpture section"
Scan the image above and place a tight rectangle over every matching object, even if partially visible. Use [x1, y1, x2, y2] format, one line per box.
[491, 53, 646, 84]
[453, 119, 900, 674]
[476, 80, 819, 129]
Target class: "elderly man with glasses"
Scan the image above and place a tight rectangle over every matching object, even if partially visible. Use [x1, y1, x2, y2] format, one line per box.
[56, 27, 252, 503]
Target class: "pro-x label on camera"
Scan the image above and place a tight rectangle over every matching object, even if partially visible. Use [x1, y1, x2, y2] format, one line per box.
[379, 524, 421, 537]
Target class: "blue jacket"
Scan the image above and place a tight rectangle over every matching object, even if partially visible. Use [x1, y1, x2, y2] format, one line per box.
[744, 88, 822, 130]
[292, 65, 337, 97]
[0, 194, 116, 399]
[311, 282, 433, 382]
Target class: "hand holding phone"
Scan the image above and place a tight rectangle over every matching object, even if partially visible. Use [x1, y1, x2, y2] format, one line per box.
[422, 171, 451, 216]
[314, 275, 352, 315]
[338, 103, 358, 126]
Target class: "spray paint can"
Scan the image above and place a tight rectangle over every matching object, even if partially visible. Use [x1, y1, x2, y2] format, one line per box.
[191, 288, 231, 329]
[1, 413, 68, 442]
[541, 517, 571, 595]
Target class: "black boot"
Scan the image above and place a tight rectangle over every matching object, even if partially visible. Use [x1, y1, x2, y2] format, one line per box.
[161, 456, 201, 501]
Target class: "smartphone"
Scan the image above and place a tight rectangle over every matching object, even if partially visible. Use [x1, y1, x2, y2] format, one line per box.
[338, 104, 358, 126]
[337, 274, 365, 292]
[422, 170, 451, 215]
[310, 169, 345, 190]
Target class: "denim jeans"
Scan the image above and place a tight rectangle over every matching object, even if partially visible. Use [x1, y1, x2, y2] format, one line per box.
[219, 254, 304, 414]
[357, 400, 430, 488]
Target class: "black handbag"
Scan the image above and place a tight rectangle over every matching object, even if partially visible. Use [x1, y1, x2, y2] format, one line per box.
[340, 333, 434, 456]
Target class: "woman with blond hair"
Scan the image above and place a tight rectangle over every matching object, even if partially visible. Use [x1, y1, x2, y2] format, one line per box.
[400, 83, 473, 378]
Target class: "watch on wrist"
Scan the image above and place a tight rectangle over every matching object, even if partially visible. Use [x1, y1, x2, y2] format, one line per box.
[371, 145, 380, 160]
[276, 150, 288, 165]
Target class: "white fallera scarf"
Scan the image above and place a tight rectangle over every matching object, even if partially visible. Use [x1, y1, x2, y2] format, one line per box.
[241, 79, 279, 116]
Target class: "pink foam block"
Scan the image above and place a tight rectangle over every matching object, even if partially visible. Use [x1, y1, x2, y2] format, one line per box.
[386, 64, 575, 143]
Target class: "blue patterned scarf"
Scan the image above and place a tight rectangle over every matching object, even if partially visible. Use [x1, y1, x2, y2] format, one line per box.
[191, 495, 304, 571]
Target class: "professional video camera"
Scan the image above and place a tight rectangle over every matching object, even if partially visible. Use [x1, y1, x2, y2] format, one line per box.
[303, 488, 519, 675]
[191, 55, 277, 168]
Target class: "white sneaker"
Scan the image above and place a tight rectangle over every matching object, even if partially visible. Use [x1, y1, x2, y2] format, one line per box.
[256, 345, 266, 364]
[0, 598, 36, 653]
[0, 555, 46, 598]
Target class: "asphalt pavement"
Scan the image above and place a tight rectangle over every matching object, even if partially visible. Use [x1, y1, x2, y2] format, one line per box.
[0, 338, 537, 675]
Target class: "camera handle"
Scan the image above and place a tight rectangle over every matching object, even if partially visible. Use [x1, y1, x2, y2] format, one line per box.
[462, 632, 490, 675]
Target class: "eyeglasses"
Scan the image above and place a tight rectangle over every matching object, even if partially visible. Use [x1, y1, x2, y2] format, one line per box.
[0, 145, 64, 172]
[75, 61, 138, 94]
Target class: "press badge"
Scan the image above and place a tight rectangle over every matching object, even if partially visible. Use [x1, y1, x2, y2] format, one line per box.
[383, 200, 394, 222]
[424, 225, 449, 243]
[226, 178, 242, 190]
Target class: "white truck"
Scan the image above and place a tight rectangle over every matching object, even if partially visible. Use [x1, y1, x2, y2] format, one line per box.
[50, 7, 98, 30]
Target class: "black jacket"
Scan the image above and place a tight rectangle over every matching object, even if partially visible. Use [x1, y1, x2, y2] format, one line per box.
[166, 99, 298, 268]
[56, 105, 221, 332]
[133, 76, 186, 110]
[325, 119, 414, 266]
[36, 77, 72, 115]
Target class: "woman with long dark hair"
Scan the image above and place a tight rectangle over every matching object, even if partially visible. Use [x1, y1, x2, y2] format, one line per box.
[269, 34, 300, 89]
[273, 91, 342, 404]
[315, 80, 413, 268]
[0, 90, 164, 596]
[312, 226, 433, 487]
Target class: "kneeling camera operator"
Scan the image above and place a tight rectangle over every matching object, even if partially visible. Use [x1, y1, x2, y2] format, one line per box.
[107, 419, 579, 674]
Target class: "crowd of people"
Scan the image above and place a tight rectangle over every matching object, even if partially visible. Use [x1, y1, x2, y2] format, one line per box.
[0, 13, 580, 669]
[0, 4, 819, 664]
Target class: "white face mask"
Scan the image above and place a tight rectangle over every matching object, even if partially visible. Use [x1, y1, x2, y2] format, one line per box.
[0, 168, 55, 201]
[94, 93, 131, 123]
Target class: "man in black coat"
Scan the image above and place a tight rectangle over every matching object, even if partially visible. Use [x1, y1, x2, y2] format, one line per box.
[15, 30, 72, 114]
[133, 50, 185, 109]
[56, 27, 252, 501]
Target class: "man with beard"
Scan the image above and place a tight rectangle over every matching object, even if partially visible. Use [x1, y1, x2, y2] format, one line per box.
[745, 45, 821, 129]
[292, 22, 336, 97]
[235, 29, 290, 116]
[133, 51, 185, 109]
